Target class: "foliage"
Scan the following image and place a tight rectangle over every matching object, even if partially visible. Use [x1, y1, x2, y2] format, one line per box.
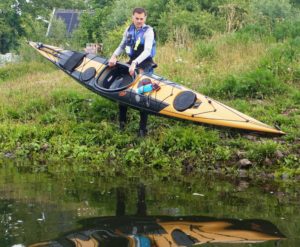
[208, 68, 287, 99]
[157, 0, 223, 43]
[250, 0, 294, 22]
[71, 8, 111, 49]
[0, 61, 54, 83]
[102, 21, 131, 56]
[246, 140, 280, 164]
[273, 20, 300, 41]
[1, 1, 300, 180]
[195, 40, 216, 60]
[249, 0, 299, 35]
[0, 0, 86, 53]
[259, 40, 300, 82]
[47, 17, 68, 46]
[218, 3, 248, 32]
[0, 1, 25, 53]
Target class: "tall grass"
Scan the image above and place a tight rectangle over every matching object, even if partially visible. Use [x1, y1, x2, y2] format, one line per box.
[155, 32, 272, 92]
[0, 31, 299, 178]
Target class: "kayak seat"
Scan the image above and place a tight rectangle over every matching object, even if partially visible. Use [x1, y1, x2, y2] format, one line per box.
[98, 65, 134, 90]
[109, 74, 133, 89]
[173, 91, 197, 112]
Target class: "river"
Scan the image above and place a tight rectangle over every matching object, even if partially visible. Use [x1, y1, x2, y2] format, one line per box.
[1, 162, 299, 246]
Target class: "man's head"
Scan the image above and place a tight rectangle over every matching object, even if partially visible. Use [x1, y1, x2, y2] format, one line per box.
[132, 7, 147, 29]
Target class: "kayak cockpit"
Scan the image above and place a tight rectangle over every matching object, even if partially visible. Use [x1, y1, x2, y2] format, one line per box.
[96, 64, 134, 92]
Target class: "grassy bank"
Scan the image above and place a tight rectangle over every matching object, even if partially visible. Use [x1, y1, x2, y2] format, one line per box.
[0, 33, 299, 180]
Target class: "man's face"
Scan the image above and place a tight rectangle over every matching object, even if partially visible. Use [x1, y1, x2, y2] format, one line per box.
[132, 12, 146, 29]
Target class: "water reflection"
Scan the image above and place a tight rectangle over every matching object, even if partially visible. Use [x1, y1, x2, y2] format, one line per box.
[29, 185, 285, 246]
[29, 216, 285, 246]
[0, 163, 298, 246]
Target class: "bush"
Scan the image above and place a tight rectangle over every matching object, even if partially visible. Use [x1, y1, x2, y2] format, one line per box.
[249, 0, 298, 34]
[157, 1, 223, 43]
[237, 24, 270, 41]
[273, 20, 300, 41]
[250, 0, 293, 23]
[195, 40, 216, 60]
[208, 68, 287, 99]
[162, 126, 219, 152]
[102, 20, 131, 56]
[247, 140, 280, 164]
[259, 41, 300, 82]
[47, 17, 69, 46]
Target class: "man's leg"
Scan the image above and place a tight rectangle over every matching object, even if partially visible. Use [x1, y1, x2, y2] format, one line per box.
[137, 67, 150, 137]
[119, 104, 127, 130]
[139, 111, 148, 137]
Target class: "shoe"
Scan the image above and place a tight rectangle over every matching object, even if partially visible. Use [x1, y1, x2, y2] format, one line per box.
[138, 129, 148, 137]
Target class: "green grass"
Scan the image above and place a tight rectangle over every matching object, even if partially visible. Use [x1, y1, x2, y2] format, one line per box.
[0, 32, 299, 180]
[0, 61, 55, 84]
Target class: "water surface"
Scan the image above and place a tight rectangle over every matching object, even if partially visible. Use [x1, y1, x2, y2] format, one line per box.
[0, 163, 299, 246]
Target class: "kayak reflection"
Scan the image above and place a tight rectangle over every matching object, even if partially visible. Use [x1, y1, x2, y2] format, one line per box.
[29, 215, 285, 247]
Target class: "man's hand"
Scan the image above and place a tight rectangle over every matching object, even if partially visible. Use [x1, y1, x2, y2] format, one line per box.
[129, 61, 137, 76]
[108, 56, 117, 67]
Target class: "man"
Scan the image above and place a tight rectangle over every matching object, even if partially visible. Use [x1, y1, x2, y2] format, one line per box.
[108, 7, 156, 137]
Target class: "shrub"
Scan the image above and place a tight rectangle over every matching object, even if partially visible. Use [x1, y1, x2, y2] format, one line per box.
[102, 20, 131, 56]
[247, 140, 281, 164]
[273, 20, 300, 41]
[162, 126, 219, 152]
[237, 24, 270, 41]
[249, 0, 299, 34]
[157, 1, 223, 43]
[259, 41, 300, 81]
[195, 40, 216, 60]
[250, 0, 293, 23]
[208, 68, 287, 99]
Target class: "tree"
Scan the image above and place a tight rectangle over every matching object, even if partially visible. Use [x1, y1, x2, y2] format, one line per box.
[0, 1, 24, 53]
[219, 3, 247, 32]
[47, 17, 68, 46]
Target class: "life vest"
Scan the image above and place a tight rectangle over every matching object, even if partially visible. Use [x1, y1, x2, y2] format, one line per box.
[125, 24, 156, 60]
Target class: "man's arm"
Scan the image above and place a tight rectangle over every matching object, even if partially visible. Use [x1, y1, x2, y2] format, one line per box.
[109, 29, 127, 67]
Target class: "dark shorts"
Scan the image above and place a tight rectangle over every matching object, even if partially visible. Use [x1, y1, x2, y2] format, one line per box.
[128, 57, 157, 73]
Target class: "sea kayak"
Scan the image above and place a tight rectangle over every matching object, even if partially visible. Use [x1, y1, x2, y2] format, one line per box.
[29, 42, 285, 135]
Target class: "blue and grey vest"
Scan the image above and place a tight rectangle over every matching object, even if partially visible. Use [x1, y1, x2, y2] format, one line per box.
[125, 24, 156, 60]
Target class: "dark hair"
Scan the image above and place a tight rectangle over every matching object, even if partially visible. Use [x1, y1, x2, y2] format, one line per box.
[132, 7, 147, 16]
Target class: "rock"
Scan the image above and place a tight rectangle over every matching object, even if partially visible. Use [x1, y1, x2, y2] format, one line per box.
[237, 180, 249, 191]
[183, 164, 194, 174]
[4, 152, 14, 158]
[238, 159, 252, 169]
[274, 150, 284, 159]
[281, 173, 289, 180]
[236, 151, 246, 159]
[219, 133, 226, 139]
[238, 169, 248, 178]
[264, 157, 273, 166]
[245, 135, 257, 141]
[266, 173, 275, 179]
[214, 163, 221, 169]
[41, 144, 49, 151]
[215, 168, 222, 175]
